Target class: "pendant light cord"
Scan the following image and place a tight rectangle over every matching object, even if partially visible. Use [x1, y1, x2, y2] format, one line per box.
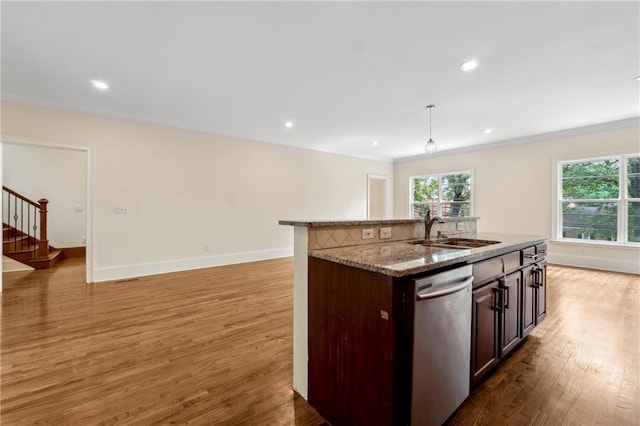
[427, 104, 435, 140]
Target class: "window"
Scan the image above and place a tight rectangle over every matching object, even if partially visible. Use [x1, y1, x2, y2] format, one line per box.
[410, 171, 472, 218]
[558, 154, 640, 244]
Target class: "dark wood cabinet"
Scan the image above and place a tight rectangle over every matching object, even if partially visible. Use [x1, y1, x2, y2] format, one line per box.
[308, 256, 408, 426]
[500, 271, 522, 356]
[522, 264, 536, 337]
[471, 246, 547, 386]
[522, 251, 547, 337]
[471, 281, 500, 384]
[534, 260, 547, 324]
[471, 270, 523, 385]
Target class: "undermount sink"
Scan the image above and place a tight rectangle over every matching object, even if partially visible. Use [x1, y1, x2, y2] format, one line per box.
[410, 238, 501, 249]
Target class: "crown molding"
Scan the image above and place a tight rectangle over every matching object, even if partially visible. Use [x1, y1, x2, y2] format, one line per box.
[394, 117, 640, 163]
[3, 95, 635, 165]
[1, 95, 394, 163]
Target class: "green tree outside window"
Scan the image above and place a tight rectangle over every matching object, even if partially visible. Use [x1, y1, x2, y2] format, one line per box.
[411, 172, 471, 218]
[560, 155, 639, 243]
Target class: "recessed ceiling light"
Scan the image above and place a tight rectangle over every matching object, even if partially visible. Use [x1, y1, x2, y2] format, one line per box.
[284, 121, 294, 128]
[372, 141, 379, 146]
[91, 79, 109, 90]
[482, 128, 493, 134]
[460, 59, 478, 71]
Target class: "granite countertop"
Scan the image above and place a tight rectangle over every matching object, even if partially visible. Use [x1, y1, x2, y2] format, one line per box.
[279, 217, 479, 227]
[310, 232, 547, 277]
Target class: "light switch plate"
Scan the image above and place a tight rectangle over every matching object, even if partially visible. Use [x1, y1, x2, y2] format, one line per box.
[457, 222, 464, 231]
[362, 228, 374, 239]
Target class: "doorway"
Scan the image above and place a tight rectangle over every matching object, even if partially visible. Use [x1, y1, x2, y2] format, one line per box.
[1, 137, 93, 284]
[367, 174, 389, 220]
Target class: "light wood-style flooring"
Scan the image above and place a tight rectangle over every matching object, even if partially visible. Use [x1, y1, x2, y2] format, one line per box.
[1, 258, 638, 425]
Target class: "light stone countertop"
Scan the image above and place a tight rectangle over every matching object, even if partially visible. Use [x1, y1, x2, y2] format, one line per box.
[310, 232, 547, 277]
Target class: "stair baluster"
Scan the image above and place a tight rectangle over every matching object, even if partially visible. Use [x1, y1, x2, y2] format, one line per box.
[3, 186, 56, 268]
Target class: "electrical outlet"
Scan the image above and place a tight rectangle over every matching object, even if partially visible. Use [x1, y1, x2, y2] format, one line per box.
[457, 222, 464, 231]
[380, 227, 392, 239]
[362, 228, 374, 239]
[204, 243, 211, 252]
[114, 205, 129, 214]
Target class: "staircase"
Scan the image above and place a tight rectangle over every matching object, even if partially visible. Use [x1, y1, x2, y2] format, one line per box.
[3, 186, 62, 269]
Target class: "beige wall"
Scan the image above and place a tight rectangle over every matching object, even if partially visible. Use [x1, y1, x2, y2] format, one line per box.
[3, 99, 636, 279]
[394, 126, 640, 273]
[1, 100, 394, 281]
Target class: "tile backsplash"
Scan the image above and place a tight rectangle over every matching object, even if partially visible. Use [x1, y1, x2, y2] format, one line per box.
[308, 218, 477, 250]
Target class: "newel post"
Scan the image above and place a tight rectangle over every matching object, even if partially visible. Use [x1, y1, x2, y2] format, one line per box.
[37, 198, 49, 259]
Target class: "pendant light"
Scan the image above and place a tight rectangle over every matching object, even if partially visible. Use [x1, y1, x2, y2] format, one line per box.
[424, 105, 438, 154]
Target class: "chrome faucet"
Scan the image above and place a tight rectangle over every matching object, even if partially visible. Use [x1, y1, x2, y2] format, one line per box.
[424, 211, 445, 240]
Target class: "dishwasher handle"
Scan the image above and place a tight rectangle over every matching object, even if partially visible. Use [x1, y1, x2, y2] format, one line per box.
[416, 276, 474, 301]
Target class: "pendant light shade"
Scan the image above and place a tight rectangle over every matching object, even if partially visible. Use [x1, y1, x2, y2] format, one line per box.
[425, 139, 437, 154]
[424, 105, 438, 154]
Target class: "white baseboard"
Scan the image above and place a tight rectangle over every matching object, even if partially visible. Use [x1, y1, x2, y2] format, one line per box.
[547, 253, 640, 275]
[93, 247, 294, 283]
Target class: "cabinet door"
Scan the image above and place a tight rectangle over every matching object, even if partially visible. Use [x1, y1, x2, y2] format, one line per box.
[535, 261, 547, 324]
[522, 265, 536, 337]
[308, 257, 397, 426]
[500, 271, 522, 357]
[471, 282, 500, 385]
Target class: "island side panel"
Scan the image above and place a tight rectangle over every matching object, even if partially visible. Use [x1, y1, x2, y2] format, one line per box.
[293, 226, 309, 398]
[308, 257, 398, 426]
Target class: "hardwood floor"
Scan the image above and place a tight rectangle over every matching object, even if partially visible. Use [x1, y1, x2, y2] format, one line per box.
[448, 265, 640, 426]
[1, 259, 638, 425]
[1, 257, 326, 425]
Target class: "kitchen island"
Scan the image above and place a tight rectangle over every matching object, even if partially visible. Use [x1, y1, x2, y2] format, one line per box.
[280, 219, 547, 425]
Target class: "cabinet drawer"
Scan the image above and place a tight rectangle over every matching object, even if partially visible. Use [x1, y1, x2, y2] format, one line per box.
[521, 246, 537, 265]
[472, 252, 520, 287]
[522, 243, 547, 265]
[536, 243, 547, 256]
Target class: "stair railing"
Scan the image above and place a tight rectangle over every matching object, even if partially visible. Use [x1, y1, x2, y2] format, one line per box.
[2, 186, 49, 260]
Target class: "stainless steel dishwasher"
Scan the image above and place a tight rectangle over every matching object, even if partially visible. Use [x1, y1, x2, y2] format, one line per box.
[410, 265, 473, 426]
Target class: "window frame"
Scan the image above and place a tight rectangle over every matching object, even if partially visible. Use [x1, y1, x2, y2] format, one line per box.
[408, 169, 474, 218]
[554, 153, 640, 246]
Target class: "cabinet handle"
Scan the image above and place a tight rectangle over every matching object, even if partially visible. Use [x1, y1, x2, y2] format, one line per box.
[503, 286, 510, 310]
[498, 279, 510, 310]
[496, 288, 506, 313]
[532, 267, 543, 288]
[491, 287, 502, 312]
[524, 253, 538, 261]
[415, 276, 473, 301]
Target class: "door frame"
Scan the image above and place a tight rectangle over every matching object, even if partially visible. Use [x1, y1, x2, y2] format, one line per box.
[367, 173, 389, 220]
[1, 135, 94, 283]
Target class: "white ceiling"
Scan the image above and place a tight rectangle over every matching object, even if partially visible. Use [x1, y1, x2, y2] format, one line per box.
[2, 1, 639, 161]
